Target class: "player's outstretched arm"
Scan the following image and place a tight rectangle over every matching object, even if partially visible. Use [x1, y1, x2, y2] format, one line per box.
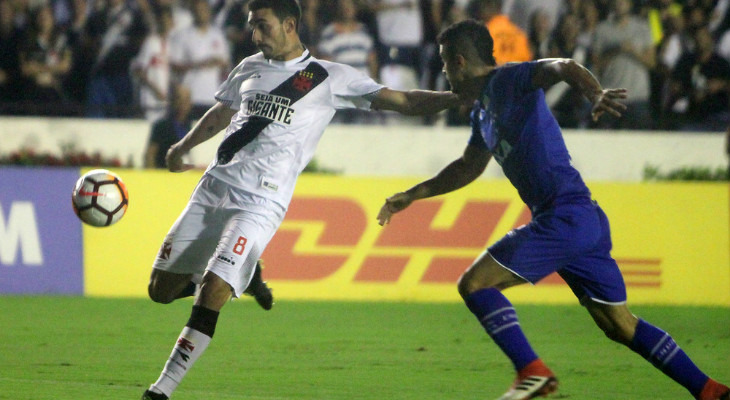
[378, 144, 490, 225]
[166, 102, 237, 172]
[371, 87, 462, 116]
[531, 58, 628, 122]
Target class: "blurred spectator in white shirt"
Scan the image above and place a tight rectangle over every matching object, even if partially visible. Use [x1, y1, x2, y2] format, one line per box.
[591, 0, 656, 130]
[369, 0, 422, 89]
[169, 0, 229, 119]
[318, 0, 380, 124]
[131, 5, 174, 122]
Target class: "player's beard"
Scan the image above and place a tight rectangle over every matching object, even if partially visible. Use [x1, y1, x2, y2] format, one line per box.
[259, 30, 291, 60]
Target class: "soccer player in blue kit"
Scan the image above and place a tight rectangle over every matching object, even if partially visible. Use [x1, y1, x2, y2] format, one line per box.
[377, 20, 730, 400]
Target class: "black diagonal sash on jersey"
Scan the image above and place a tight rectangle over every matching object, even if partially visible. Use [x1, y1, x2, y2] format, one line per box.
[216, 62, 329, 165]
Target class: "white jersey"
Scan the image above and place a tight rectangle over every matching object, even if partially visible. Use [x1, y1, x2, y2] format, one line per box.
[207, 50, 384, 209]
[130, 33, 170, 122]
[374, 0, 423, 46]
[169, 25, 230, 106]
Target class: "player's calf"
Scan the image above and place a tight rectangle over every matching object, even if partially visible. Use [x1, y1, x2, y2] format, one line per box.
[629, 319, 727, 399]
[244, 260, 273, 310]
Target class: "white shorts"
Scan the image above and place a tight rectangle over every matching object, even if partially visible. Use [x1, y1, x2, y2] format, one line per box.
[153, 174, 285, 298]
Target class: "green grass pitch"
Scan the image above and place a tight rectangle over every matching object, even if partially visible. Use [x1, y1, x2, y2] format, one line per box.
[0, 296, 727, 400]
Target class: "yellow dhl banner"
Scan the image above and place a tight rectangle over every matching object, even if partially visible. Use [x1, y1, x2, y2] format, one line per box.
[84, 171, 730, 306]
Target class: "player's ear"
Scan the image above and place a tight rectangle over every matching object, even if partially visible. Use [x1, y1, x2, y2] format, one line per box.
[284, 16, 297, 34]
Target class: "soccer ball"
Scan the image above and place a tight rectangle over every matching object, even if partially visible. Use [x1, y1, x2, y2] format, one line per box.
[71, 169, 129, 227]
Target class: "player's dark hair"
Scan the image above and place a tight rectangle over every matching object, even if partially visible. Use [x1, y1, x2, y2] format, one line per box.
[249, 0, 302, 30]
[438, 19, 496, 66]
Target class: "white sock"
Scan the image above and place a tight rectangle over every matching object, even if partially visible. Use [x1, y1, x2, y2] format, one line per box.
[150, 327, 212, 397]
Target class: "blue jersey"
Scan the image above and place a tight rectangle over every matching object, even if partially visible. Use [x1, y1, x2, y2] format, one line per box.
[469, 62, 592, 214]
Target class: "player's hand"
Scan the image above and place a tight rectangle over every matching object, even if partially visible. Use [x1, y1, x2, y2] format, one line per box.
[591, 88, 628, 122]
[165, 144, 194, 172]
[377, 192, 414, 226]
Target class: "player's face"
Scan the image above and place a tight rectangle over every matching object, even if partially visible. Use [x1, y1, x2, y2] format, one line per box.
[249, 8, 292, 60]
[439, 45, 464, 94]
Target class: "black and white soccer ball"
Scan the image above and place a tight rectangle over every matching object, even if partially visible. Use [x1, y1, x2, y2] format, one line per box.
[71, 169, 129, 227]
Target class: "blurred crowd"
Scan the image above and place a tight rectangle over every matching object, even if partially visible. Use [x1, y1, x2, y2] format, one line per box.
[1, 0, 730, 132]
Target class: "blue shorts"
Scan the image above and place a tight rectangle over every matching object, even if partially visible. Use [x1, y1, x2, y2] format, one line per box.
[488, 201, 627, 304]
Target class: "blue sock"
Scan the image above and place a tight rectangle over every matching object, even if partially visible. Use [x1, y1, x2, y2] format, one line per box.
[465, 288, 539, 371]
[630, 319, 709, 397]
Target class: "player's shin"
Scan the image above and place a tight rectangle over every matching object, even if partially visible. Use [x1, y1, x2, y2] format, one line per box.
[149, 305, 219, 397]
[629, 319, 724, 399]
[465, 288, 546, 375]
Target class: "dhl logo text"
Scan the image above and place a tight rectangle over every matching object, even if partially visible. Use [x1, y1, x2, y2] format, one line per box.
[261, 197, 661, 288]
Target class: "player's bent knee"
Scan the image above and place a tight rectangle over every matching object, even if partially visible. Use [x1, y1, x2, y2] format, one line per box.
[148, 282, 176, 304]
[457, 271, 494, 299]
[456, 274, 473, 299]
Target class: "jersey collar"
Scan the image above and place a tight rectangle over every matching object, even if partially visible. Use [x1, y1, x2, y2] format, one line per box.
[267, 48, 311, 67]
[479, 69, 498, 106]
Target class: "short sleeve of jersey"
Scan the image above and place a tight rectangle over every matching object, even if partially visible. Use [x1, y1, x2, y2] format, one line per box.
[325, 62, 384, 110]
[214, 58, 248, 109]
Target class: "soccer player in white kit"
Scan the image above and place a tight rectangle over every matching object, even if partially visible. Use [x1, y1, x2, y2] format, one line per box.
[140, 1, 461, 399]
